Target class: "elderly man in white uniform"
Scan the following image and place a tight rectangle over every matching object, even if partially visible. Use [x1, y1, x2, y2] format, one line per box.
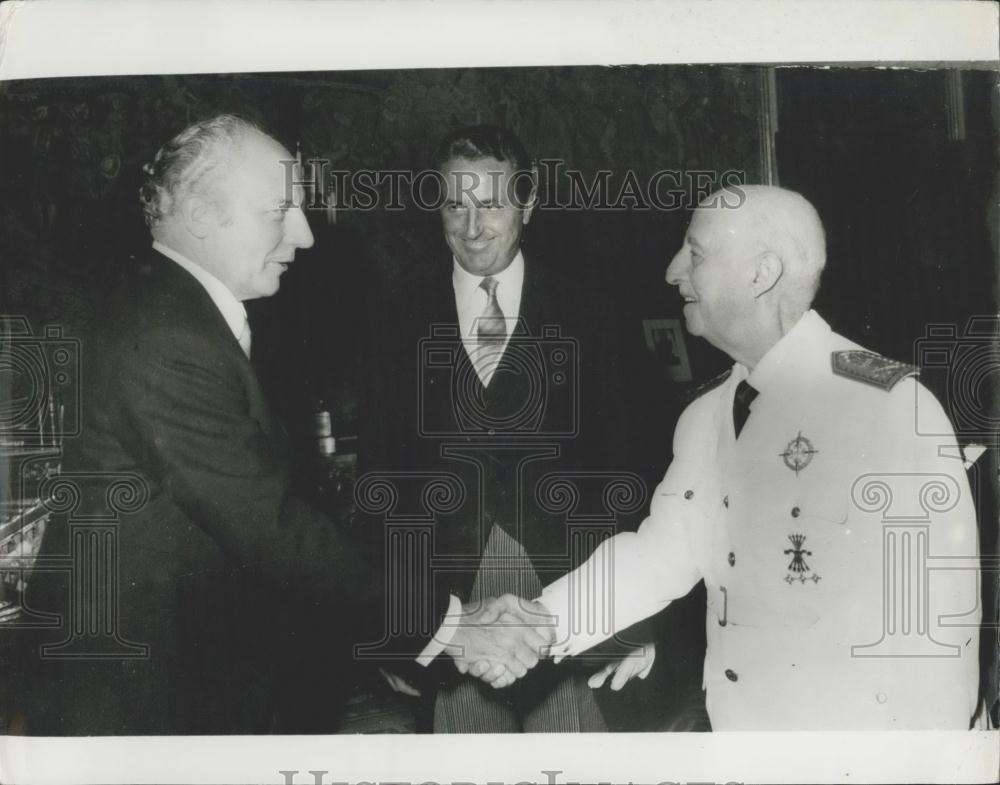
[475, 185, 981, 730]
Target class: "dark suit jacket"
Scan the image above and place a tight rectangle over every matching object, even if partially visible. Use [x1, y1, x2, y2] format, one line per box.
[360, 253, 630, 685]
[15, 251, 368, 735]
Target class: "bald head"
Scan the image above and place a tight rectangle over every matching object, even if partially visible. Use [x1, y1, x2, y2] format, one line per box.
[729, 185, 827, 311]
[665, 185, 827, 367]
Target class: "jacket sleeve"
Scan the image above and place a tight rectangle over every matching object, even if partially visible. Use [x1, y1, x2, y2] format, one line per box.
[115, 324, 370, 609]
[540, 395, 710, 658]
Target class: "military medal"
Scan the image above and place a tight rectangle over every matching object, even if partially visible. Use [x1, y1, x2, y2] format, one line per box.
[783, 533, 821, 584]
[780, 431, 818, 474]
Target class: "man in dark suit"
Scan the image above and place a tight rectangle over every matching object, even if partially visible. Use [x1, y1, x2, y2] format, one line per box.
[12, 115, 368, 734]
[362, 126, 652, 732]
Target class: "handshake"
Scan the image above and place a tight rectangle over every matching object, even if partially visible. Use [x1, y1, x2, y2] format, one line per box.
[445, 594, 556, 690]
[442, 594, 655, 691]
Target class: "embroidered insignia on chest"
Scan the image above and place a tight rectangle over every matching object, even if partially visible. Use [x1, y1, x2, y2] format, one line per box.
[783, 533, 821, 584]
[780, 431, 818, 474]
[831, 350, 917, 391]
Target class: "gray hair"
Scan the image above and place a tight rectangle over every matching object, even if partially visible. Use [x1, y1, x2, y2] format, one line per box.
[139, 114, 262, 228]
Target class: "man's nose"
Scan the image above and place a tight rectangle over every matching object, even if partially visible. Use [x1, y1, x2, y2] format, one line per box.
[463, 207, 481, 238]
[285, 207, 315, 249]
[665, 247, 687, 286]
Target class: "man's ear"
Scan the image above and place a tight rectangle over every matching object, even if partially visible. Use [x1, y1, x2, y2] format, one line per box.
[751, 251, 783, 297]
[180, 195, 216, 240]
[521, 165, 539, 226]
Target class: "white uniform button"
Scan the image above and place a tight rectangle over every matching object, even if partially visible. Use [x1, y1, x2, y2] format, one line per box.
[723, 495, 729, 508]
[725, 669, 738, 682]
[876, 692, 887, 704]
[728, 552, 736, 567]
[684, 490, 694, 500]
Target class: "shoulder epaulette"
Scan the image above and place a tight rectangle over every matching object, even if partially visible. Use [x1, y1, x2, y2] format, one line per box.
[831, 350, 917, 391]
[685, 368, 733, 403]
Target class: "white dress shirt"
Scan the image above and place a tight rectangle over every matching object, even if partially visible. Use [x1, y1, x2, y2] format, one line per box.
[152, 240, 249, 349]
[452, 251, 524, 386]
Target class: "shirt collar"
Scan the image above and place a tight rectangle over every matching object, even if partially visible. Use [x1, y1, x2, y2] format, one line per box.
[744, 309, 831, 396]
[451, 250, 525, 307]
[153, 240, 247, 342]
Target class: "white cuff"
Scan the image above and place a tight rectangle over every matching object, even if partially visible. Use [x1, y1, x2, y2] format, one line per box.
[415, 593, 463, 667]
[535, 586, 573, 662]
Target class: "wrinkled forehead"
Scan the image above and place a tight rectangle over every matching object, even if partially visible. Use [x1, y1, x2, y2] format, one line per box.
[439, 155, 521, 201]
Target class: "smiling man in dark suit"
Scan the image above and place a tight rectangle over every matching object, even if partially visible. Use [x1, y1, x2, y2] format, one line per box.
[363, 125, 650, 732]
[14, 114, 367, 734]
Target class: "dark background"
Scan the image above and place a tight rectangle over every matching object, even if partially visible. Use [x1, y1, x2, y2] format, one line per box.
[1, 66, 997, 730]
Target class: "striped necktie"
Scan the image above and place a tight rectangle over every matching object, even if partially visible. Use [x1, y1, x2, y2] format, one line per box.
[477, 277, 506, 343]
[472, 277, 506, 386]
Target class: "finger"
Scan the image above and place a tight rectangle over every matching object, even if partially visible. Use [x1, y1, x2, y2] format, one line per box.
[498, 593, 524, 615]
[479, 662, 508, 684]
[480, 597, 507, 625]
[389, 675, 422, 697]
[610, 661, 632, 691]
[503, 653, 529, 678]
[638, 657, 654, 680]
[491, 672, 516, 689]
[587, 664, 613, 689]
[469, 660, 491, 678]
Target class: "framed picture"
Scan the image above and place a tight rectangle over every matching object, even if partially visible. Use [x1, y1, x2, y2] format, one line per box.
[642, 318, 692, 382]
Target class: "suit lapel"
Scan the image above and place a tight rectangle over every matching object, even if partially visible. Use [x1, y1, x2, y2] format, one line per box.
[149, 252, 281, 439]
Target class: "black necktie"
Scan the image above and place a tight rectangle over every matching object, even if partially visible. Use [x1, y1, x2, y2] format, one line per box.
[732, 379, 758, 439]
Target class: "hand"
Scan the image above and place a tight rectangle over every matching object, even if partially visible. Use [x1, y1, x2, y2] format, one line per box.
[587, 643, 656, 691]
[446, 594, 554, 688]
[378, 667, 421, 698]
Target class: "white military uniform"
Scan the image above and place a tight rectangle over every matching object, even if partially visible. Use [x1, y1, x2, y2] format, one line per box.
[542, 310, 980, 730]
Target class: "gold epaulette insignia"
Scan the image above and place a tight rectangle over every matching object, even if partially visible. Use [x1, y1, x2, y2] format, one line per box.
[831, 350, 917, 391]
[686, 368, 733, 403]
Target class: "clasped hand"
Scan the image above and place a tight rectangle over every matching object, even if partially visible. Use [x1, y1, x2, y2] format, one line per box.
[445, 594, 555, 689]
